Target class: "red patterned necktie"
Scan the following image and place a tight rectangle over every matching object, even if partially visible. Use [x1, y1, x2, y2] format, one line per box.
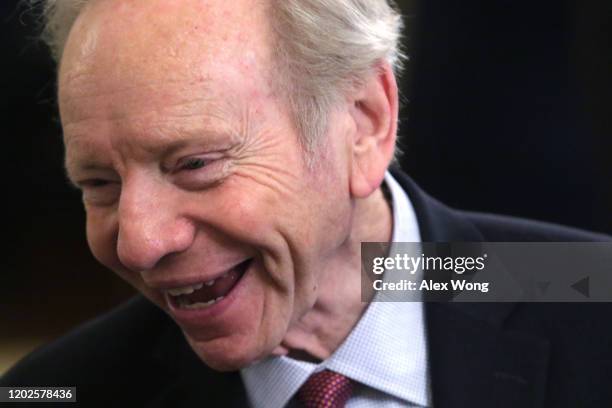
[296, 369, 354, 408]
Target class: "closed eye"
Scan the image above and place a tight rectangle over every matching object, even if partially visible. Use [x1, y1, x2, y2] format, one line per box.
[75, 178, 121, 207]
[172, 154, 228, 190]
[80, 179, 113, 188]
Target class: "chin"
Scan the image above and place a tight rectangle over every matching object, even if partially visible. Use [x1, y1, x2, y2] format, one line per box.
[185, 332, 270, 371]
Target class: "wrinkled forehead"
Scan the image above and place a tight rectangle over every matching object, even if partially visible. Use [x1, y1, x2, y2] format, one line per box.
[59, 0, 274, 105]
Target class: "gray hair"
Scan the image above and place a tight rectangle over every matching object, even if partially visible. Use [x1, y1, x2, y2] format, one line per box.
[37, 0, 404, 157]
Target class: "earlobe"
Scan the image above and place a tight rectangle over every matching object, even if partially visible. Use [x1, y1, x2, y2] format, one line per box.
[348, 62, 399, 199]
[350, 146, 385, 198]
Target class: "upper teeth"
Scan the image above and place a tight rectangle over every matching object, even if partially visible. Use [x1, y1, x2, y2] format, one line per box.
[167, 282, 204, 296]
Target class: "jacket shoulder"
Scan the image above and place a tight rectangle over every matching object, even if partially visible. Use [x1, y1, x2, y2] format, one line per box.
[460, 210, 611, 242]
[388, 168, 611, 242]
[1, 296, 170, 387]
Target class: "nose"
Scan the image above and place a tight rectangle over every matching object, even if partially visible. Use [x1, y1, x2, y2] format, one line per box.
[116, 178, 195, 271]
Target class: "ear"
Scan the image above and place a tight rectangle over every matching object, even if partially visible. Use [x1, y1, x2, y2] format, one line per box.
[348, 61, 398, 198]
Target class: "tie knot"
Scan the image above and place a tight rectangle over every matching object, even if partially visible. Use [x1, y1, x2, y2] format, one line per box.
[297, 369, 354, 408]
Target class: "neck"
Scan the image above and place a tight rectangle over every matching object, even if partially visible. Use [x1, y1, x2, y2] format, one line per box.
[273, 187, 393, 361]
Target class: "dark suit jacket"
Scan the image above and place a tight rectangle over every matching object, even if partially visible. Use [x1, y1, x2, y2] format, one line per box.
[3, 170, 612, 407]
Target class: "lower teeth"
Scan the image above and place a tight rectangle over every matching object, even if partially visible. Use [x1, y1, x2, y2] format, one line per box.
[180, 296, 224, 309]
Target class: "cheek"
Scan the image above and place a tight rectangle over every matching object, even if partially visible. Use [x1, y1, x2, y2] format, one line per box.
[85, 210, 121, 272]
[86, 212, 148, 294]
[210, 173, 301, 241]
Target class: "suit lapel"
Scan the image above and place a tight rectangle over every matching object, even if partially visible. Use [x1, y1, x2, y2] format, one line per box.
[426, 302, 550, 408]
[391, 169, 550, 407]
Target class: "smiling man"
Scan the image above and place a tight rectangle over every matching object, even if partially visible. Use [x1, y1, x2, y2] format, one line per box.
[3, 1, 612, 407]
[58, 0, 396, 372]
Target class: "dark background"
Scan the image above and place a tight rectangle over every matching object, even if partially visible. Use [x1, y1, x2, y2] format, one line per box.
[2, 0, 610, 371]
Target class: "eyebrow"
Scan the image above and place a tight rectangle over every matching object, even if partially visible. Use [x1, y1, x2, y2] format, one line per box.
[64, 127, 242, 178]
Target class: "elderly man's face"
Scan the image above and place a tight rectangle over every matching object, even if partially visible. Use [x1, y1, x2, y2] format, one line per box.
[60, 0, 355, 370]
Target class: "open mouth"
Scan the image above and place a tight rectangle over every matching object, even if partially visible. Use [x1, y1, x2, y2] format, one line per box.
[166, 258, 252, 310]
